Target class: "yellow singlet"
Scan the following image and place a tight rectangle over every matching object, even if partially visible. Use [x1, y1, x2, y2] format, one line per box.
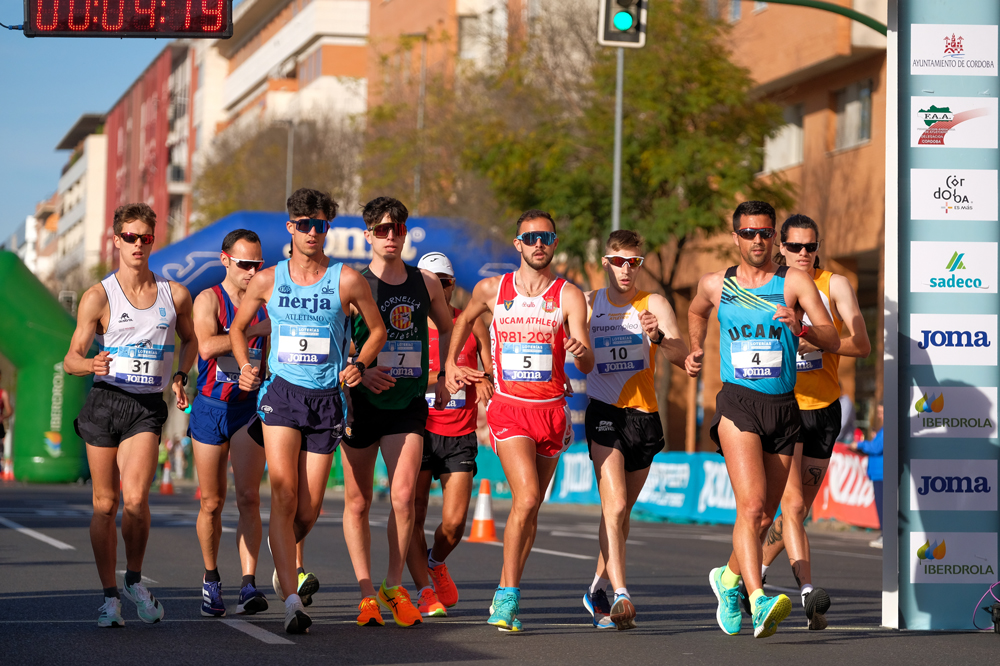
[795, 270, 844, 411]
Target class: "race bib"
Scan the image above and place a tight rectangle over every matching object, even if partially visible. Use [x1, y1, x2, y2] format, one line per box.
[215, 348, 263, 384]
[594, 333, 645, 374]
[114, 345, 165, 387]
[425, 387, 467, 409]
[731, 339, 782, 380]
[378, 341, 423, 378]
[277, 323, 331, 365]
[501, 342, 552, 382]
[797, 350, 823, 372]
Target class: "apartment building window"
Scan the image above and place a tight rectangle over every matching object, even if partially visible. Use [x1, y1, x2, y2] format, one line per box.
[763, 104, 804, 173]
[707, 0, 719, 18]
[754, 1, 767, 11]
[729, 0, 741, 22]
[834, 79, 873, 151]
[459, 16, 479, 60]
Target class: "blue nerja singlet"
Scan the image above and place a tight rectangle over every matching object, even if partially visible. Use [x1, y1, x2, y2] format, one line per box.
[264, 260, 350, 390]
[718, 265, 797, 395]
[195, 285, 267, 402]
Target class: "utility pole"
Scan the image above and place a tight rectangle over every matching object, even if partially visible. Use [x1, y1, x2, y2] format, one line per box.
[405, 32, 429, 216]
[612, 48, 624, 232]
[285, 120, 295, 203]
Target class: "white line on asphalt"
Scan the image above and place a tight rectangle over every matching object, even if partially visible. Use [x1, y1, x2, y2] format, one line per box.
[811, 548, 882, 561]
[529, 547, 595, 560]
[0, 515, 75, 550]
[222, 618, 294, 644]
[549, 530, 646, 545]
[221, 526, 236, 533]
[116, 570, 159, 584]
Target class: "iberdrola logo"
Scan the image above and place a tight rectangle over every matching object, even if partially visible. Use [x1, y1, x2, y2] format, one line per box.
[917, 539, 947, 561]
[914, 392, 944, 413]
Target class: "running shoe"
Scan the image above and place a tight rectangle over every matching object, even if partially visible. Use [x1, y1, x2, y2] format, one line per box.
[804, 587, 831, 630]
[237, 583, 269, 615]
[428, 554, 459, 607]
[201, 580, 226, 617]
[297, 572, 319, 607]
[377, 580, 423, 627]
[751, 593, 791, 638]
[582, 588, 614, 628]
[489, 586, 501, 615]
[122, 580, 165, 624]
[610, 594, 636, 631]
[869, 535, 883, 549]
[417, 587, 447, 617]
[487, 589, 521, 632]
[97, 596, 124, 628]
[272, 567, 283, 599]
[737, 574, 765, 616]
[357, 596, 385, 626]
[709, 567, 742, 635]
[284, 596, 311, 634]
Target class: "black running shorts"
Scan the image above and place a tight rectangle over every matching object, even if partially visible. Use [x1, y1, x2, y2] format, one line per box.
[248, 376, 346, 455]
[343, 390, 428, 449]
[710, 383, 800, 457]
[585, 398, 664, 473]
[74, 383, 168, 448]
[799, 399, 842, 460]
[421, 430, 478, 479]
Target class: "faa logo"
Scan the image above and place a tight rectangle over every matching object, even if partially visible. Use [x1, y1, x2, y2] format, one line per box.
[44, 432, 62, 458]
[390, 304, 413, 331]
[914, 392, 944, 414]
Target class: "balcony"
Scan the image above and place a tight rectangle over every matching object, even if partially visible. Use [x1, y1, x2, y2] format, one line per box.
[167, 164, 191, 195]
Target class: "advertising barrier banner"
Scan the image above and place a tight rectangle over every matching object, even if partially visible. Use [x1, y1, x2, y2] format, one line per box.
[811, 444, 879, 529]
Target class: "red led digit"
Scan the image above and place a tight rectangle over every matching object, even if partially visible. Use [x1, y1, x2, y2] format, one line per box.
[35, 0, 59, 30]
[67, 0, 90, 30]
[184, 0, 193, 29]
[102, 0, 124, 29]
[134, 0, 155, 28]
[202, 0, 222, 31]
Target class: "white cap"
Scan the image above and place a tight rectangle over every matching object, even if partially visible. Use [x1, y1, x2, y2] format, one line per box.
[417, 251, 454, 277]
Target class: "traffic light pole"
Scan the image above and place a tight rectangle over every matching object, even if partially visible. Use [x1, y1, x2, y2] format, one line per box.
[612, 47, 624, 232]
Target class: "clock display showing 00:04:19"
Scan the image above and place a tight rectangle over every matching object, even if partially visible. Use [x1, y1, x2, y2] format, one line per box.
[26, 0, 232, 38]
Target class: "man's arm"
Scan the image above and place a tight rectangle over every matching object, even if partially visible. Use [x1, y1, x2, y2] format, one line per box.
[829, 274, 871, 358]
[64, 285, 112, 377]
[471, 312, 494, 404]
[232, 269, 274, 391]
[423, 269, 455, 371]
[170, 283, 197, 411]
[780, 268, 840, 353]
[193, 289, 269, 361]
[445, 277, 497, 392]
[562, 284, 595, 375]
[341, 267, 388, 389]
[685, 272, 720, 378]
[643, 293, 689, 370]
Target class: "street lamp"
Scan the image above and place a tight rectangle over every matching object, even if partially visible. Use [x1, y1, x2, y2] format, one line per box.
[275, 118, 297, 203]
[404, 32, 428, 216]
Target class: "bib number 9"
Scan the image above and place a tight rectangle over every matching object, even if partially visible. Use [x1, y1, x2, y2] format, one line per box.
[277, 324, 331, 365]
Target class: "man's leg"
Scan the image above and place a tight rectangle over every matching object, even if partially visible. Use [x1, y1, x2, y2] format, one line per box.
[496, 440, 556, 588]
[380, 432, 423, 588]
[193, 439, 230, 574]
[406, 470, 435, 590]
[432, 470, 474, 562]
[290, 448, 334, 604]
[341, 442, 379, 598]
[261, 424, 303, 600]
[117, 433, 160, 576]
[593, 446, 629, 590]
[87, 444, 122, 591]
[231, 427, 266, 581]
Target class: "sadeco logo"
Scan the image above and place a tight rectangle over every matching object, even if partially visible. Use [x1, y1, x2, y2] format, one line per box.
[926, 252, 988, 290]
[910, 241, 997, 293]
[910, 314, 997, 366]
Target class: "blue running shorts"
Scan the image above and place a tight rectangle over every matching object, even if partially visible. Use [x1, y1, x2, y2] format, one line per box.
[249, 375, 345, 455]
[187, 393, 258, 446]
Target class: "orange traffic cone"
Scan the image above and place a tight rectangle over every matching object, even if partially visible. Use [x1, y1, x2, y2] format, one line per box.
[194, 486, 201, 500]
[1, 458, 13, 481]
[160, 461, 175, 495]
[467, 479, 498, 543]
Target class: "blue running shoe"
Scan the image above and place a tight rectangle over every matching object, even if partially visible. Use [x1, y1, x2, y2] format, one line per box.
[237, 583, 269, 615]
[709, 567, 742, 635]
[201, 580, 226, 617]
[487, 589, 521, 632]
[582, 588, 614, 628]
[752, 593, 792, 638]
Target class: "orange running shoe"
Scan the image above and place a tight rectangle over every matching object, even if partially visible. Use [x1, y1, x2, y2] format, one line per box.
[416, 587, 447, 617]
[356, 596, 384, 627]
[377, 580, 423, 627]
[428, 560, 459, 607]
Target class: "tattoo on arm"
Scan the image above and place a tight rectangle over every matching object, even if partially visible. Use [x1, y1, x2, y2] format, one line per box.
[765, 515, 784, 546]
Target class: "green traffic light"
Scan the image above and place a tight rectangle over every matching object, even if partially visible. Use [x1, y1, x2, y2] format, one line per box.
[612, 10, 634, 31]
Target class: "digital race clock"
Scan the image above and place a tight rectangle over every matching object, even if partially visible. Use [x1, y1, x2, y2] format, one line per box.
[24, 0, 233, 38]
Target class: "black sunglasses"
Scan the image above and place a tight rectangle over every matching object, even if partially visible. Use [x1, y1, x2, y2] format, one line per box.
[439, 277, 456, 289]
[735, 227, 776, 240]
[293, 219, 331, 234]
[783, 241, 820, 253]
[119, 232, 155, 245]
[369, 222, 407, 239]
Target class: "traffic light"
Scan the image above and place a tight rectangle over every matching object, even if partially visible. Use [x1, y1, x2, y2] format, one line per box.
[597, 0, 647, 48]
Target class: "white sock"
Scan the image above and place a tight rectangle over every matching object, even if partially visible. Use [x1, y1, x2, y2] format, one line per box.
[800, 584, 813, 606]
[614, 587, 630, 600]
[285, 593, 301, 608]
[761, 564, 769, 577]
[428, 552, 443, 568]
[419, 585, 433, 595]
[590, 575, 611, 594]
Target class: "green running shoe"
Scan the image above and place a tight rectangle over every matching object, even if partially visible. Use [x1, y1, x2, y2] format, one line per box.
[487, 589, 521, 632]
[122, 581, 164, 624]
[97, 596, 124, 628]
[752, 593, 792, 638]
[709, 567, 742, 635]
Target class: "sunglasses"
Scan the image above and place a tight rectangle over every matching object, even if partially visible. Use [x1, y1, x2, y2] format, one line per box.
[515, 231, 557, 246]
[783, 241, 820, 253]
[119, 232, 155, 245]
[369, 222, 407, 239]
[222, 252, 264, 271]
[439, 277, 456, 289]
[605, 255, 644, 268]
[293, 218, 331, 234]
[735, 227, 777, 240]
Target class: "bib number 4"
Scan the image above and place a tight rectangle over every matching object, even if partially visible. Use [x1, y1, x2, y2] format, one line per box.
[731, 340, 782, 379]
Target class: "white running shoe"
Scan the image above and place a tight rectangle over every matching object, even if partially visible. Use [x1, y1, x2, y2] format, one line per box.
[122, 580, 165, 624]
[284, 595, 311, 634]
[869, 535, 883, 549]
[97, 596, 124, 628]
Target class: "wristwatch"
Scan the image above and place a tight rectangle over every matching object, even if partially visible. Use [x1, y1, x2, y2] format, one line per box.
[353, 361, 367, 377]
[172, 371, 188, 386]
[650, 328, 665, 346]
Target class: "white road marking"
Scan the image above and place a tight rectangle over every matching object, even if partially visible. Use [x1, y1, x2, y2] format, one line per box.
[222, 618, 295, 644]
[529, 547, 595, 560]
[0, 515, 75, 550]
[811, 548, 882, 561]
[549, 530, 646, 545]
[221, 526, 236, 533]
[116, 570, 159, 584]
